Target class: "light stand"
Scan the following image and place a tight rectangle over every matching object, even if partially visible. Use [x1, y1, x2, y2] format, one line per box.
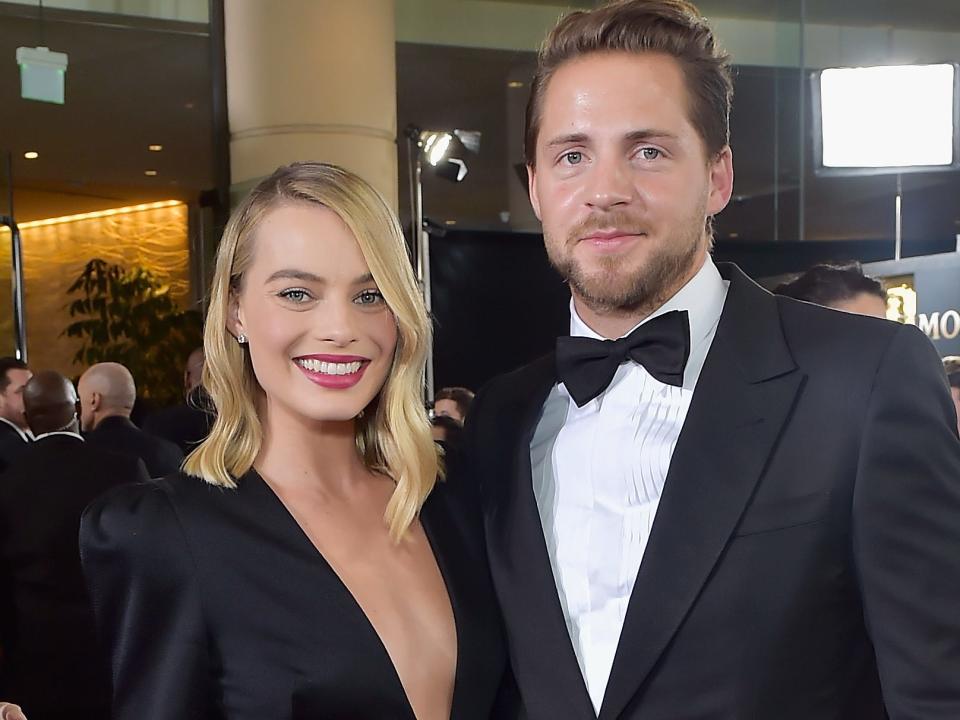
[403, 125, 479, 402]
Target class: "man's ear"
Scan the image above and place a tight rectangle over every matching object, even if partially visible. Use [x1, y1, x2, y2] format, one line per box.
[90, 392, 102, 411]
[527, 164, 543, 221]
[706, 146, 734, 217]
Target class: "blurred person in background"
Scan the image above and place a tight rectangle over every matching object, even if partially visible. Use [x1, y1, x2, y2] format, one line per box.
[0, 371, 147, 720]
[943, 356, 960, 436]
[774, 263, 888, 319]
[79, 362, 183, 477]
[143, 347, 215, 455]
[0, 358, 32, 474]
[433, 386, 475, 424]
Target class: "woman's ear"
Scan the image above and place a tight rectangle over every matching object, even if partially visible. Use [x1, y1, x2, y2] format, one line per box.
[227, 290, 245, 341]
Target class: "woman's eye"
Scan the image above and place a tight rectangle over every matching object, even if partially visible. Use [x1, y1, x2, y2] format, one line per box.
[562, 151, 583, 166]
[278, 288, 310, 303]
[355, 289, 385, 306]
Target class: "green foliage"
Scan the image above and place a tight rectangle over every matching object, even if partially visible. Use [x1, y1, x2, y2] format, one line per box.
[63, 259, 203, 406]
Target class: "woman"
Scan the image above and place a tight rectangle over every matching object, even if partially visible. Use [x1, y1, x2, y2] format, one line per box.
[80, 162, 506, 719]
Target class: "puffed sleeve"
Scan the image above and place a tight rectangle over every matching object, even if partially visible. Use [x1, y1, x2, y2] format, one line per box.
[80, 481, 214, 719]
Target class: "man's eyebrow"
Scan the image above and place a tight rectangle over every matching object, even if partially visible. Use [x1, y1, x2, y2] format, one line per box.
[545, 132, 590, 148]
[624, 129, 680, 143]
[264, 270, 375, 284]
[544, 129, 680, 149]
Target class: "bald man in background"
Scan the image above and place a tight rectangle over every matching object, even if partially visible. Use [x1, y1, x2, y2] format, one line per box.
[0, 371, 148, 719]
[79, 362, 182, 478]
[142, 347, 214, 455]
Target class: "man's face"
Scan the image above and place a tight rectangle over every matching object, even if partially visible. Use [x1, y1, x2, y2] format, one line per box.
[528, 51, 733, 315]
[433, 398, 463, 423]
[0, 368, 32, 430]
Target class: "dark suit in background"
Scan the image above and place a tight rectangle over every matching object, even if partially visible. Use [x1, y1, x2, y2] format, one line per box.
[86, 415, 183, 478]
[142, 386, 214, 456]
[0, 421, 29, 474]
[467, 264, 960, 719]
[0, 433, 149, 718]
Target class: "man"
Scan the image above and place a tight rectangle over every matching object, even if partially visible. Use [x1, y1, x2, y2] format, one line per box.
[0, 371, 148, 719]
[79, 362, 183, 477]
[142, 347, 214, 455]
[464, 2, 960, 718]
[0, 358, 32, 473]
[944, 356, 960, 436]
[774, 263, 888, 319]
[433, 386, 475, 424]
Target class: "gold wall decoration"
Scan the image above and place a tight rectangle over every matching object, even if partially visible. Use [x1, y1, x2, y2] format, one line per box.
[0, 201, 190, 377]
[881, 274, 917, 326]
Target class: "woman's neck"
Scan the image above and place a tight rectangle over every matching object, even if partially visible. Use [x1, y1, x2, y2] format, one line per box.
[254, 398, 367, 497]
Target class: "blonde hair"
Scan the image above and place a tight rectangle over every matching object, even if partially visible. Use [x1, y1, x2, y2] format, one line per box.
[183, 162, 440, 540]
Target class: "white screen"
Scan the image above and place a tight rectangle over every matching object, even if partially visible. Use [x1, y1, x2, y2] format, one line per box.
[819, 64, 955, 168]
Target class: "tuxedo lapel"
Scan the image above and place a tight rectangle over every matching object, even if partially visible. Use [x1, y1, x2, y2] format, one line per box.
[598, 264, 805, 720]
[483, 355, 597, 719]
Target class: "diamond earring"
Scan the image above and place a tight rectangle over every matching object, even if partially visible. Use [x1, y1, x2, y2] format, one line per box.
[236, 333, 247, 345]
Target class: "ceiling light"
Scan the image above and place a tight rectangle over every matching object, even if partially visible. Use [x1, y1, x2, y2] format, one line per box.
[23, 151, 38, 159]
[507, 81, 524, 88]
[144, 169, 158, 176]
[148, 144, 163, 152]
[444, 219, 457, 225]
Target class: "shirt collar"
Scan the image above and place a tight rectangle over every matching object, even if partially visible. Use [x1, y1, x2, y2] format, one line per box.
[570, 254, 727, 351]
[33, 431, 84, 442]
[0, 415, 32, 442]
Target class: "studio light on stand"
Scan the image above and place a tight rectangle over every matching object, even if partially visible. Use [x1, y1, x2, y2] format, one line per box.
[404, 125, 480, 401]
[812, 63, 959, 260]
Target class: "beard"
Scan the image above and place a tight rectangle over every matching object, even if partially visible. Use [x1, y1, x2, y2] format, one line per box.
[546, 202, 708, 315]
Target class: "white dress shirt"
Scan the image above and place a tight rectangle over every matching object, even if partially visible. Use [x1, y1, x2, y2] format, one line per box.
[531, 256, 729, 713]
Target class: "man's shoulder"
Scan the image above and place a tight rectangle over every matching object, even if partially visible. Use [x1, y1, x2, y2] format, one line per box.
[772, 295, 904, 366]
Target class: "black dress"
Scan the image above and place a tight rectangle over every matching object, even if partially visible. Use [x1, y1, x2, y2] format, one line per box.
[80, 469, 508, 720]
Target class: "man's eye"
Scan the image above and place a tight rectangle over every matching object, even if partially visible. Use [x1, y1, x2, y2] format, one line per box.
[355, 290, 384, 305]
[278, 288, 310, 303]
[640, 147, 662, 160]
[562, 151, 583, 165]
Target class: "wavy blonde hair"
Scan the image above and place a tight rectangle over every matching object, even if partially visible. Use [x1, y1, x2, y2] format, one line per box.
[183, 162, 439, 540]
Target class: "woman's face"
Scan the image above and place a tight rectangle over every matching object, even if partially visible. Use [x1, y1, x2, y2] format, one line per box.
[231, 201, 398, 425]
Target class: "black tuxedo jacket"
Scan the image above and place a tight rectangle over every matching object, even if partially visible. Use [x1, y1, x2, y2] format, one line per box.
[465, 263, 960, 720]
[86, 415, 184, 478]
[0, 434, 149, 713]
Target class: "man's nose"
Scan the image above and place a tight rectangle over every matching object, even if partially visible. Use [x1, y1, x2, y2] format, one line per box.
[584, 155, 633, 211]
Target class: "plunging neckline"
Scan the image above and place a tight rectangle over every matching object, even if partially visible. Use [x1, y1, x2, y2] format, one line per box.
[251, 469, 461, 720]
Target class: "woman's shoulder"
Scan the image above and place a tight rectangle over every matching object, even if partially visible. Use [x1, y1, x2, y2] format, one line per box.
[80, 472, 237, 557]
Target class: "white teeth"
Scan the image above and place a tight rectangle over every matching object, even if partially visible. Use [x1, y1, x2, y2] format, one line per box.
[295, 359, 362, 376]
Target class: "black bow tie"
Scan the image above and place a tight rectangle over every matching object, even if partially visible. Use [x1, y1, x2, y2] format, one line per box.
[556, 310, 690, 407]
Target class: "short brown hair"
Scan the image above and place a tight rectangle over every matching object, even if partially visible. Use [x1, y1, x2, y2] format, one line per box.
[524, 0, 733, 167]
[434, 386, 475, 418]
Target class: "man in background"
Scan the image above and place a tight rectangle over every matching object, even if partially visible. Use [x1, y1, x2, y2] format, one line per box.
[944, 356, 960, 436]
[79, 362, 182, 478]
[0, 358, 32, 474]
[774, 263, 888, 319]
[0, 371, 148, 719]
[433, 386, 475, 425]
[143, 347, 214, 455]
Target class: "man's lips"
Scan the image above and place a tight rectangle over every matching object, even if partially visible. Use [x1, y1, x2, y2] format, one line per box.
[580, 229, 645, 242]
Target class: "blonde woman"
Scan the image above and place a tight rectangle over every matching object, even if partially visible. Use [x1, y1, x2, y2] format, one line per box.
[80, 163, 507, 719]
